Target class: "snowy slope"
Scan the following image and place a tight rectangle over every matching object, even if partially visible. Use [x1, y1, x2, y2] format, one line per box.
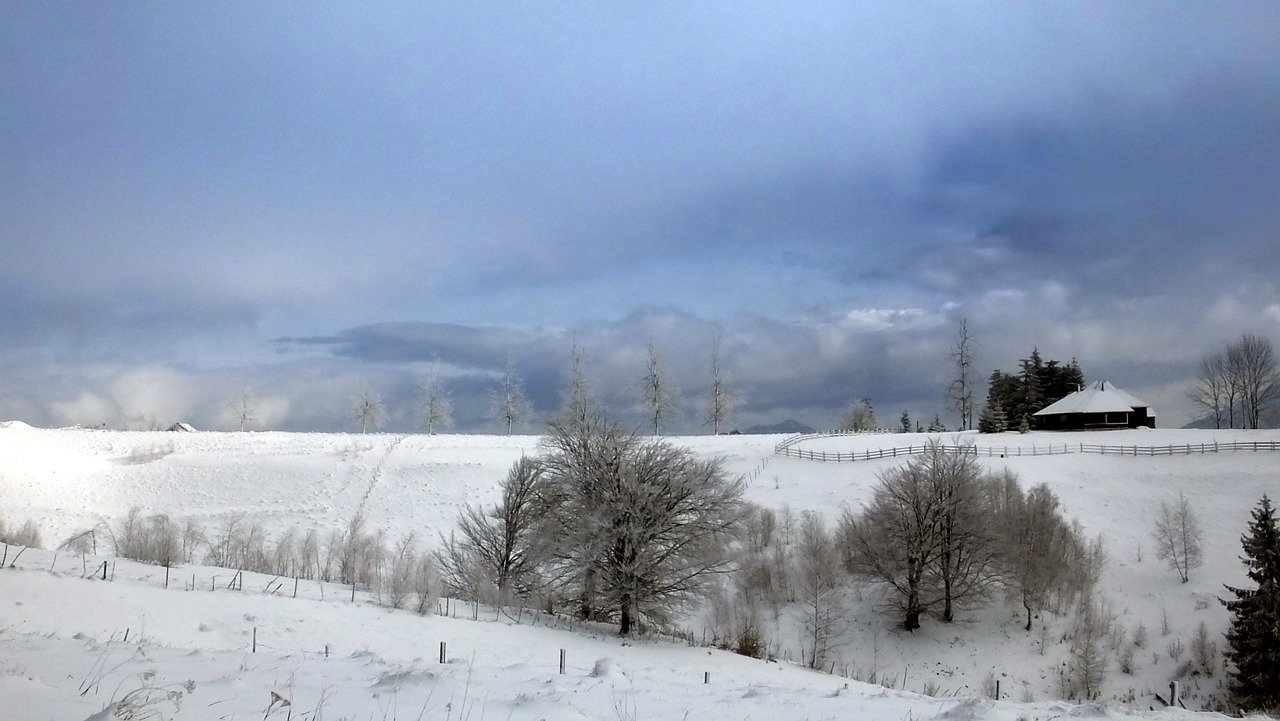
[2, 425, 1278, 719]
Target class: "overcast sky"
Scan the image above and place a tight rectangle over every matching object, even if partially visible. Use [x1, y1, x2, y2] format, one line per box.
[3, 3, 1278, 433]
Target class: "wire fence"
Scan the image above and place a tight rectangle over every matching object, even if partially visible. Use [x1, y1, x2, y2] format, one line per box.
[774, 436, 1280, 463]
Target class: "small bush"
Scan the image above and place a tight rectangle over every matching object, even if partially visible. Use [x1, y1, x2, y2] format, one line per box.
[1191, 621, 1218, 676]
[1119, 645, 1136, 675]
[1, 518, 43, 549]
[734, 622, 766, 659]
[1133, 622, 1149, 649]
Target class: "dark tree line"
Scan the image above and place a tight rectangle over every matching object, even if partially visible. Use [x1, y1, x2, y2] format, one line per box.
[981, 350, 1084, 432]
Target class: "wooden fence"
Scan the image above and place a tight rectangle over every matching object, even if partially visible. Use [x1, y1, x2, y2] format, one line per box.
[774, 436, 1280, 463]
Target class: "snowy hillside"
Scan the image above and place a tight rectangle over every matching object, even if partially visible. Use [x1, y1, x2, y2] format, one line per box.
[2, 424, 1278, 720]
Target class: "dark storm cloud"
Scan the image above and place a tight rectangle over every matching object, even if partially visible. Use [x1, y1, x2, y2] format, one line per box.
[3, 3, 1279, 431]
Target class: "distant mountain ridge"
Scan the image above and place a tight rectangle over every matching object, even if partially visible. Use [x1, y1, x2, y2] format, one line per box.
[740, 419, 816, 435]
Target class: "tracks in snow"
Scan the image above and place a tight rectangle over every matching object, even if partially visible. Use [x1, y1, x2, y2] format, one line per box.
[347, 434, 407, 521]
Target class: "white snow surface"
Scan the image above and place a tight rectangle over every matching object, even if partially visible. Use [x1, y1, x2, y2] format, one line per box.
[2, 424, 1278, 720]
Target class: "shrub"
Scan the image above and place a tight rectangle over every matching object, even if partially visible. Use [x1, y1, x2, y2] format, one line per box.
[0, 518, 43, 549]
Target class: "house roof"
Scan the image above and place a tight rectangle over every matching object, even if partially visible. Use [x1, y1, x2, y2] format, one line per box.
[1033, 380, 1155, 417]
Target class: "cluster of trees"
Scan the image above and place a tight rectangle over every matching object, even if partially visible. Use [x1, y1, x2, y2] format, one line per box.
[980, 350, 1084, 433]
[1188, 334, 1279, 429]
[843, 443, 1100, 631]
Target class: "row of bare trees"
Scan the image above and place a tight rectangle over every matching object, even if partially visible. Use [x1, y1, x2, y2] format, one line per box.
[1188, 334, 1279, 429]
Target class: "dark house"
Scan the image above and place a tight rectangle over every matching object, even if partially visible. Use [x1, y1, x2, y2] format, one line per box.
[1032, 380, 1155, 430]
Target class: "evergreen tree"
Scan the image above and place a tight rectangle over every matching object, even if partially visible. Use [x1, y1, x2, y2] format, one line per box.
[899, 410, 911, 433]
[978, 402, 1006, 434]
[1223, 495, 1280, 712]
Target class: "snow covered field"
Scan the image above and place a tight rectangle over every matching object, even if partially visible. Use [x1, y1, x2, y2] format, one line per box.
[2, 423, 1277, 720]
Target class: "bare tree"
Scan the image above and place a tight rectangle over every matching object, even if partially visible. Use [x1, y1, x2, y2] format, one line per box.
[558, 338, 595, 431]
[229, 384, 258, 431]
[1191, 334, 1279, 429]
[843, 451, 943, 630]
[638, 339, 677, 436]
[1232, 334, 1279, 429]
[705, 333, 739, 434]
[418, 358, 453, 435]
[947, 317, 978, 431]
[839, 398, 877, 432]
[1188, 353, 1229, 429]
[490, 353, 533, 434]
[352, 383, 386, 434]
[437, 456, 557, 604]
[797, 511, 844, 669]
[931, 446, 1001, 622]
[541, 416, 747, 636]
[844, 442, 1002, 629]
[1066, 598, 1111, 700]
[989, 473, 1082, 630]
[1152, 491, 1203, 583]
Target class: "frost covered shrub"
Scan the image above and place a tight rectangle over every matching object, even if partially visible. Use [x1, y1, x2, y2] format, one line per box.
[204, 514, 270, 572]
[385, 534, 419, 610]
[0, 517, 43, 549]
[412, 553, 440, 615]
[108, 508, 181, 566]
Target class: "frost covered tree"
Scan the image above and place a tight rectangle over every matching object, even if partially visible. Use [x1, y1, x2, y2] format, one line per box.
[437, 456, 557, 604]
[638, 340, 677, 436]
[989, 475, 1082, 630]
[229, 384, 258, 431]
[555, 338, 599, 433]
[1152, 491, 1203, 583]
[797, 512, 844, 669]
[490, 353, 533, 434]
[705, 334, 739, 434]
[541, 414, 746, 636]
[1223, 495, 1280, 712]
[418, 359, 453, 435]
[946, 317, 977, 430]
[352, 383, 386, 434]
[839, 398, 877, 432]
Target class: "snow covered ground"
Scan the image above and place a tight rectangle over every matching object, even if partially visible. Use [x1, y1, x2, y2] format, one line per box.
[2, 423, 1277, 720]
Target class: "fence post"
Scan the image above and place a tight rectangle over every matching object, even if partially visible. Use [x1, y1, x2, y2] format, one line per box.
[560, 648, 566, 674]
[253, 627, 257, 653]
[704, 671, 710, 684]
[440, 641, 446, 664]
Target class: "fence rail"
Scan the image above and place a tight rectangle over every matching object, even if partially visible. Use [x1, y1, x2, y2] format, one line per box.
[774, 436, 1280, 463]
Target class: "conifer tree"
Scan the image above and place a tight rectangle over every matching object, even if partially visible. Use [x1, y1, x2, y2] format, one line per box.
[1223, 495, 1280, 712]
[978, 402, 1005, 434]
